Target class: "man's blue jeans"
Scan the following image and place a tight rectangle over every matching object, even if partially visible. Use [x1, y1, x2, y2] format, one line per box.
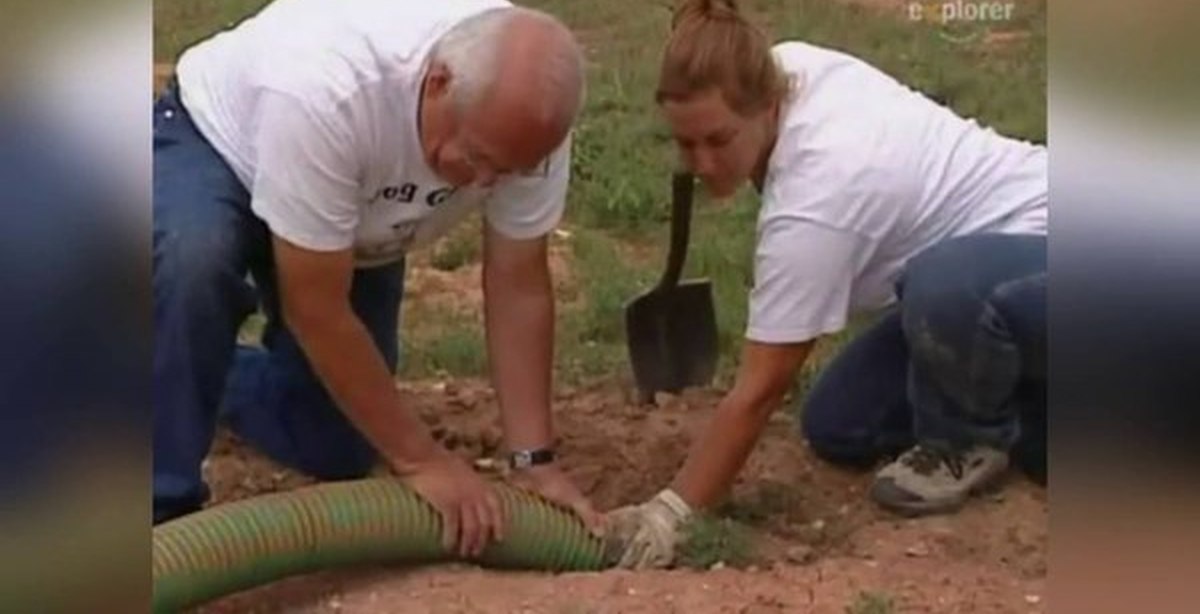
[799, 234, 1047, 483]
[153, 83, 405, 523]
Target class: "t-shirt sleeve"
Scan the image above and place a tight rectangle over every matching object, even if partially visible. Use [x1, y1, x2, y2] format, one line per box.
[249, 91, 361, 251]
[483, 132, 571, 240]
[746, 217, 873, 344]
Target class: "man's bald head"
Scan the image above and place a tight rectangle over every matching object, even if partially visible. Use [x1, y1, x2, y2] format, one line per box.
[418, 7, 584, 187]
[429, 7, 585, 142]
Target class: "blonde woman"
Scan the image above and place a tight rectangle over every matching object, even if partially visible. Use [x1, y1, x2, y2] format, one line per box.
[606, 0, 1046, 568]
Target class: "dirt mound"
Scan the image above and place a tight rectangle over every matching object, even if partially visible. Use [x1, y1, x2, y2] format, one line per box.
[195, 379, 1046, 613]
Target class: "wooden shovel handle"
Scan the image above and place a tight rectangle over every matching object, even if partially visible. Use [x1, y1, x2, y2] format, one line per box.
[659, 172, 695, 290]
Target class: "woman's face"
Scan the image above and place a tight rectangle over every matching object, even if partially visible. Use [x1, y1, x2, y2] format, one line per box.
[659, 88, 776, 199]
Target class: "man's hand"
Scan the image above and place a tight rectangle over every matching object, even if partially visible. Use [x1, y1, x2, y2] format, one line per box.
[398, 450, 506, 559]
[603, 489, 693, 569]
[509, 464, 602, 534]
[272, 237, 507, 559]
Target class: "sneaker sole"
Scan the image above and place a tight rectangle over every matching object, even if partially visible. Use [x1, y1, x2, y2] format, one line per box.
[871, 466, 1010, 518]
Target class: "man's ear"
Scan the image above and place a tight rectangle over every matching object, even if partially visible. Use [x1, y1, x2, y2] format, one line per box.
[423, 61, 453, 101]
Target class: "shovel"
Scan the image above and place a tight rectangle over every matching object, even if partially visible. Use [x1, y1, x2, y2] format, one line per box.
[624, 172, 719, 404]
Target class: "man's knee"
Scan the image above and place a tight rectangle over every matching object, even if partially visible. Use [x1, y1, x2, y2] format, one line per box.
[298, 433, 377, 481]
[155, 229, 258, 323]
[153, 474, 208, 525]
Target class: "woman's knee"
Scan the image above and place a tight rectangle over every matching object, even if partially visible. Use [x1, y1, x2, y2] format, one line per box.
[799, 397, 899, 469]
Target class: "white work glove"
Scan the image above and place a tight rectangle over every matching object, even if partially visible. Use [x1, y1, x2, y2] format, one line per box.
[603, 488, 693, 569]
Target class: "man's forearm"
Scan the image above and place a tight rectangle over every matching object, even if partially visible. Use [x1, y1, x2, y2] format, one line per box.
[484, 275, 555, 451]
[288, 307, 440, 471]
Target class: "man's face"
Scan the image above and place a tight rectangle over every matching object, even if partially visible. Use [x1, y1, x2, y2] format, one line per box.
[419, 64, 563, 188]
[660, 88, 773, 199]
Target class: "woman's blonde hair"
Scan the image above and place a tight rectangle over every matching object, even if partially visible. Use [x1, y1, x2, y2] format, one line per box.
[656, 0, 789, 116]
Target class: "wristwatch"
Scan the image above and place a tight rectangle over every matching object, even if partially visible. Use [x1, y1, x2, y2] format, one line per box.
[508, 447, 556, 470]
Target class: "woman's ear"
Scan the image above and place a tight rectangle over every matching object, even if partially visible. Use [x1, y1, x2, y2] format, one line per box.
[764, 96, 783, 133]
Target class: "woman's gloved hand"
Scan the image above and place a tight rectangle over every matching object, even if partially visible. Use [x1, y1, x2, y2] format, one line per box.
[603, 488, 693, 569]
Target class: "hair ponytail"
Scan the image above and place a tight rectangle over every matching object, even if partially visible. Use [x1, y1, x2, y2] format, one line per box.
[671, 0, 739, 28]
[657, 0, 788, 115]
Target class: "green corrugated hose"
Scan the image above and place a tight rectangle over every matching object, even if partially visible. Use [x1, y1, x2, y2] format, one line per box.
[152, 478, 608, 613]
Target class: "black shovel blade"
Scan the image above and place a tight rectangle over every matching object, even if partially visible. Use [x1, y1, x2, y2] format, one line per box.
[624, 279, 719, 400]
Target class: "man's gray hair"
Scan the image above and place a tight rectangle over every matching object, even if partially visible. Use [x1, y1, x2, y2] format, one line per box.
[428, 7, 585, 128]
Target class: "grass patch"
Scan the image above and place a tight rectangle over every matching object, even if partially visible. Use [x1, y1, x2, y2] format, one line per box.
[154, 0, 271, 61]
[676, 514, 760, 570]
[563, 229, 650, 345]
[846, 590, 896, 614]
[554, 229, 654, 384]
[716, 480, 808, 528]
[428, 227, 480, 273]
[236, 312, 267, 346]
[401, 323, 487, 378]
[758, 0, 1046, 143]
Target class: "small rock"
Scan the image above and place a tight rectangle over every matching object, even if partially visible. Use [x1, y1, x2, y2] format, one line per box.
[746, 565, 759, 573]
[451, 391, 477, 410]
[905, 543, 930, 558]
[786, 545, 815, 564]
[653, 391, 679, 407]
[473, 457, 498, 471]
[710, 561, 726, 570]
[811, 519, 826, 532]
[1025, 594, 1041, 604]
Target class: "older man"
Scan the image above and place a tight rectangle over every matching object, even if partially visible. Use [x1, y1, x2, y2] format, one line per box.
[153, 0, 596, 558]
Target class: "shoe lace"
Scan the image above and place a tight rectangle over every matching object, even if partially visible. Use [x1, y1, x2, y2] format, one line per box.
[901, 444, 965, 480]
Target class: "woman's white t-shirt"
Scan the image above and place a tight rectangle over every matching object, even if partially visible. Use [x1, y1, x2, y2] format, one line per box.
[174, 0, 569, 267]
[747, 41, 1047, 344]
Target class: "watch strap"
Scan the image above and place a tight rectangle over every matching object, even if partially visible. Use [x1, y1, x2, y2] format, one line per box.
[509, 448, 556, 469]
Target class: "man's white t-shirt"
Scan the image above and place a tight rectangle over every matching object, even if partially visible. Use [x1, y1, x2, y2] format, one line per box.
[746, 42, 1047, 344]
[174, 0, 569, 267]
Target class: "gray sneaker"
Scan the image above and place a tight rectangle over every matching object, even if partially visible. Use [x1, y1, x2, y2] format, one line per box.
[870, 443, 1009, 516]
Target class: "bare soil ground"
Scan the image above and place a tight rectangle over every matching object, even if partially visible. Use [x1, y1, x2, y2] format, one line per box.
[196, 381, 1046, 614]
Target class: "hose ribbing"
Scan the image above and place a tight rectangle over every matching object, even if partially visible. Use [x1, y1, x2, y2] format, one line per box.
[152, 478, 607, 613]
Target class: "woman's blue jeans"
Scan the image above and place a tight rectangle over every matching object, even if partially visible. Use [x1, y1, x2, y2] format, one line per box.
[799, 234, 1047, 483]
